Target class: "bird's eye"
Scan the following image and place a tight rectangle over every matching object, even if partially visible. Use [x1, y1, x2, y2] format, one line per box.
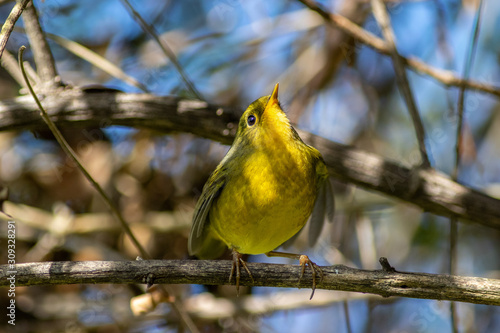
[247, 115, 256, 126]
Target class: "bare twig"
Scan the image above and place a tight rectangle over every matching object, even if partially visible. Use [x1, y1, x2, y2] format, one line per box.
[21, 2, 60, 88]
[1, 90, 500, 228]
[119, 0, 204, 100]
[371, 0, 430, 168]
[297, 0, 500, 98]
[1, 260, 499, 306]
[343, 300, 352, 333]
[3, 25, 150, 91]
[450, 2, 485, 331]
[454, 2, 484, 181]
[44, 30, 150, 92]
[0, 0, 30, 59]
[449, 216, 458, 333]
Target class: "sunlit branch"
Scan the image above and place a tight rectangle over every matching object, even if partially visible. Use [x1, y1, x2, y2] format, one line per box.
[1, 260, 499, 306]
[0, 0, 30, 59]
[297, 0, 500, 98]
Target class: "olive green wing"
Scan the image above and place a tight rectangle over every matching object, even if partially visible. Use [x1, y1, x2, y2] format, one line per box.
[188, 170, 226, 259]
[308, 175, 334, 246]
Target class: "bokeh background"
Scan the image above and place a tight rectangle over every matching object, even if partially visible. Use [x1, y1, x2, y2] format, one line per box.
[1, 0, 500, 332]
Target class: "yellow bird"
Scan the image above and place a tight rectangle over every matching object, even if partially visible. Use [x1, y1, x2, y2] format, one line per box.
[188, 83, 334, 297]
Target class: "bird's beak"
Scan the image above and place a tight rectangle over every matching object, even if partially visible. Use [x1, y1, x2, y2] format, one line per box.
[271, 83, 279, 100]
[263, 82, 288, 129]
[267, 83, 279, 107]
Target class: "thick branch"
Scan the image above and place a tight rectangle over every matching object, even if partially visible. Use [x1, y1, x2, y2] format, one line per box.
[22, 1, 60, 88]
[1, 260, 499, 306]
[0, 89, 499, 228]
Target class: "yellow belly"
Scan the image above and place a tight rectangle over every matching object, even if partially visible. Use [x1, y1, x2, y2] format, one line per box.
[209, 149, 317, 254]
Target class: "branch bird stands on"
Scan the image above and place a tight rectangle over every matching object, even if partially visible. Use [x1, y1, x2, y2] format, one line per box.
[188, 83, 334, 299]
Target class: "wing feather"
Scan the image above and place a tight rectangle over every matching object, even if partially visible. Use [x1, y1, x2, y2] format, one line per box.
[188, 171, 225, 256]
[281, 176, 335, 249]
[308, 177, 335, 247]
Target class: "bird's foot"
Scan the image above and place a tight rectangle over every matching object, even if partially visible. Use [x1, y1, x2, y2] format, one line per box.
[266, 251, 323, 299]
[298, 254, 324, 300]
[229, 249, 254, 295]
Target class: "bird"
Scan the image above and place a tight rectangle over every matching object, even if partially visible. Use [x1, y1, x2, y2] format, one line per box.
[188, 83, 334, 298]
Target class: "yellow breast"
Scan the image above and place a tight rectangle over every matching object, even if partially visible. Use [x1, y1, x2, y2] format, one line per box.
[209, 139, 318, 254]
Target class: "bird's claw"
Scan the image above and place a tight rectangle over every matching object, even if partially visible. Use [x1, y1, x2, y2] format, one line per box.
[229, 250, 254, 296]
[298, 254, 324, 300]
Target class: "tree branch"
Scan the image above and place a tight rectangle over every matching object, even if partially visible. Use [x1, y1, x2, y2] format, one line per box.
[297, 0, 500, 98]
[0, 0, 31, 59]
[371, 0, 430, 168]
[22, 1, 60, 89]
[289, 0, 368, 123]
[119, 0, 203, 100]
[0, 89, 499, 228]
[1, 260, 499, 306]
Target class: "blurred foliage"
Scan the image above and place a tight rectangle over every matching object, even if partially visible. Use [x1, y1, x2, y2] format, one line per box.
[0, 0, 499, 332]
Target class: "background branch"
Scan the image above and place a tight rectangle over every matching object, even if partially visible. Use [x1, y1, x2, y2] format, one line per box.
[1, 260, 499, 306]
[1, 89, 499, 228]
[119, 0, 203, 100]
[0, 49, 26, 88]
[371, 0, 430, 167]
[43, 29, 149, 93]
[298, 0, 500, 97]
[21, 1, 60, 89]
[449, 4, 484, 330]
[289, 0, 368, 123]
[0, 0, 30, 59]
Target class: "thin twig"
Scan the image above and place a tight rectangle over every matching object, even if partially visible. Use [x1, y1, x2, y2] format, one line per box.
[22, 58, 39, 84]
[451, 2, 484, 332]
[343, 300, 352, 333]
[119, 0, 204, 100]
[43, 30, 150, 93]
[21, 2, 60, 88]
[449, 217, 458, 333]
[371, 0, 430, 168]
[297, 0, 500, 98]
[454, 2, 484, 180]
[0, 0, 30, 59]
[2, 24, 150, 92]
